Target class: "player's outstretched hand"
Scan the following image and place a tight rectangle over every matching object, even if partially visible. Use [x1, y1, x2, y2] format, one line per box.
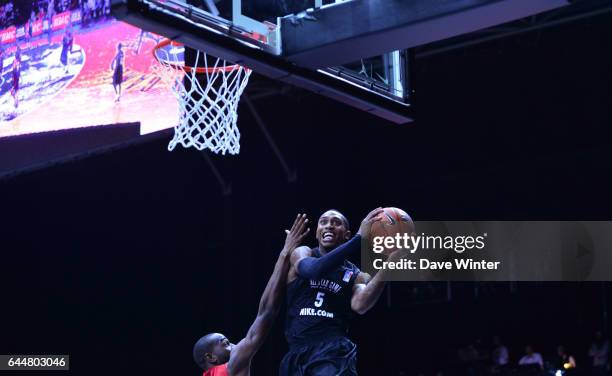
[357, 207, 384, 239]
[284, 214, 310, 252]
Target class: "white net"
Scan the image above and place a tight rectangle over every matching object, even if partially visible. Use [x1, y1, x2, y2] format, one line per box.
[153, 41, 251, 154]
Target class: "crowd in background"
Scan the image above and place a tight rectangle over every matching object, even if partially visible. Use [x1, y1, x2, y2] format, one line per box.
[0, 0, 110, 30]
[0, 0, 113, 111]
[440, 331, 610, 376]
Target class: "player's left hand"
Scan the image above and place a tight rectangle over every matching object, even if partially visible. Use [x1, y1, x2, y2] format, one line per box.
[357, 207, 384, 239]
[283, 213, 310, 252]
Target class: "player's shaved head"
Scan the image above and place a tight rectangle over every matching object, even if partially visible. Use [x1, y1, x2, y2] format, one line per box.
[193, 332, 233, 370]
[193, 333, 221, 369]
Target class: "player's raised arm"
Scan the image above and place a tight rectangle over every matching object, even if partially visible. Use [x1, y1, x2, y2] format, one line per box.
[227, 214, 309, 375]
[290, 208, 383, 280]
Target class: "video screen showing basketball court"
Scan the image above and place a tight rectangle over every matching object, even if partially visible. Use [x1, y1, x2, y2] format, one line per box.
[0, 0, 177, 138]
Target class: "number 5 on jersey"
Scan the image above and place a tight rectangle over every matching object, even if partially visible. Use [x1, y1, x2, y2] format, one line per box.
[314, 292, 325, 307]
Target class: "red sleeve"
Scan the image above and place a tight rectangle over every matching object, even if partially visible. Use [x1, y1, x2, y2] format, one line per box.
[202, 364, 229, 376]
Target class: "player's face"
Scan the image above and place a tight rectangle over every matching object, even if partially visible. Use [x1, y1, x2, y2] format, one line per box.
[210, 334, 233, 364]
[316, 210, 350, 251]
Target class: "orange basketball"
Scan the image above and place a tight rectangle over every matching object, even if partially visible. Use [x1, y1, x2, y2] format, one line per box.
[369, 207, 414, 256]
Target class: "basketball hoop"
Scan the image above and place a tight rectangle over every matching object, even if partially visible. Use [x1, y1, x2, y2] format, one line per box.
[152, 39, 251, 154]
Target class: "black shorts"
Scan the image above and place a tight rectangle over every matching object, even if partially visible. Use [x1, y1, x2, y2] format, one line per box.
[12, 72, 19, 91]
[113, 66, 123, 86]
[60, 50, 68, 66]
[280, 337, 357, 376]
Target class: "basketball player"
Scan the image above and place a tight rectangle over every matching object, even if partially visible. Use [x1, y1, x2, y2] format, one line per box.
[28, 10, 36, 46]
[193, 214, 310, 376]
[0, 45, 5, 75]
[104, 0, 111, 17]
[46, 0, 55, 44]
[110, 43, 124, 102]
[280, 208, 413, 375]
[60, 28, 73, 73]
[81, 0, 90, 26]
[11, 46, 22, 109]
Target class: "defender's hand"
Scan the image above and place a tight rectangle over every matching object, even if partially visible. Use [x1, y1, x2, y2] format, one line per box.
[284, 214, 310, 252]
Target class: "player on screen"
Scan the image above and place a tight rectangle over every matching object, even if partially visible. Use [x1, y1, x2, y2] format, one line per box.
[28, 10, 36, 44]
[280, 208, 409, 375]
[60, 27, 73, 73]
[0, 45, 4, 76]
[81, 0, 92, 26]
[193, 214, 310, 376]
[11, 46, 22, 109]
[110, 43, 124, 102]
[46, 0, 55, 44]
[104, 0, 111, 17]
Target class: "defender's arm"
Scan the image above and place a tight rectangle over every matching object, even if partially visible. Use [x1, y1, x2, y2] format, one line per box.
[228, 214, 309, 375]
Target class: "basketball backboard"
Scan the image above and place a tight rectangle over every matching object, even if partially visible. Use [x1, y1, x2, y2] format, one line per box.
[111, 0, 569, 124]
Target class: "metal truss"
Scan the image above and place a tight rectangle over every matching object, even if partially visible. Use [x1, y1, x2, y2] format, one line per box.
[415, 0, 612, 59]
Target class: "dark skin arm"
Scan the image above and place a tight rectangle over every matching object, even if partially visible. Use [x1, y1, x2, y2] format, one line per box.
[227, 214, 309, 376]
[351, 248, 408, 315]
[350, 271, 377, 315]
[287, 245, 312, 283]
[352, 214, 414, 314]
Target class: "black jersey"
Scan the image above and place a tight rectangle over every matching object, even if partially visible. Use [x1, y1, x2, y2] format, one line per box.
[285, 247, 361, 346]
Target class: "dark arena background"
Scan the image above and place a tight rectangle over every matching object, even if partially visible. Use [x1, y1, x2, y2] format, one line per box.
[1, 1, 612, 376]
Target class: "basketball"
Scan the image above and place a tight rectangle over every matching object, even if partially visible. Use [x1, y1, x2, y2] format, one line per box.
[369, 207, 414, 256]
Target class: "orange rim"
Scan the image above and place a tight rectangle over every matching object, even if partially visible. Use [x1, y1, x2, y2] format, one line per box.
[152, 39, 245, 74]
